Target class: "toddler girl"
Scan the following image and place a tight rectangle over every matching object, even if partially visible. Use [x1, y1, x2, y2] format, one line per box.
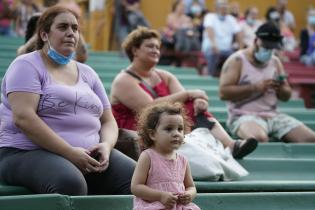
[131, 102, 200, 210]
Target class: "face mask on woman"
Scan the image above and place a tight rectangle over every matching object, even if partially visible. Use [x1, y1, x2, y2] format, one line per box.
[269, 11, 280, 23]
[246, 17, 256, 26]
[254, 46, 273, 63]
[47, 40, 75, 65]
[308, 15, 315, 26]
[191, 5, 202, 15]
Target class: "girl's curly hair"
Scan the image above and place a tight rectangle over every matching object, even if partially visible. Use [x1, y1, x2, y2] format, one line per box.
[136, 101, 192, 150]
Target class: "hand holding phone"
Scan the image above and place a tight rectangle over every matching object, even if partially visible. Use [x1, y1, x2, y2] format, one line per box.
[275, 74, 287, 83]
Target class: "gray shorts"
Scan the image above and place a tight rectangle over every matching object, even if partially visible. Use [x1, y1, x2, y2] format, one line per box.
[229, 113, 302, 139]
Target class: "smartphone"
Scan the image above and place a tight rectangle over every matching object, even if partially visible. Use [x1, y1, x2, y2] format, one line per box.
[275, 74, 287, 82]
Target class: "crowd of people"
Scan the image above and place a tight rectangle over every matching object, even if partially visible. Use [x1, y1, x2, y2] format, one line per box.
[1, 0, 315, 209]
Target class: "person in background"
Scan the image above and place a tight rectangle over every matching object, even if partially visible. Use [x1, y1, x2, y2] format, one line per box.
[240, 6, 263, 48]
[0, 0, 15, 36]
[131, 102, 200, 210]
[17, 1, 88, 63]
[266, 6, 296, 54]
[114, 0, 149, 51]
[14, 0, 41, 37]
[110, 26, 257, 159]
[202, 0, 243, 76]
[187, 0, 206, 43]
[229, 1, 243, 20]
[162, 0, 194, 49]
[0, 6, 135, 195]
[300, 7, 315, 66]
[183, 0, 206, 15]
[219, 22, 315, 143]
[276, 0, 295, 32]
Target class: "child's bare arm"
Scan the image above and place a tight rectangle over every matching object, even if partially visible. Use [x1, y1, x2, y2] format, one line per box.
[178, 163, 197, 205]
[131, 152, 178, 205]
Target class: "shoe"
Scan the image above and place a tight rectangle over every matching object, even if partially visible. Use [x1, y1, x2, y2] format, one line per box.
[232, 138, 258, 159]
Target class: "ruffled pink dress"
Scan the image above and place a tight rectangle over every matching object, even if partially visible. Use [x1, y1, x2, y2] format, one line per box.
[133, 149, 200, 210]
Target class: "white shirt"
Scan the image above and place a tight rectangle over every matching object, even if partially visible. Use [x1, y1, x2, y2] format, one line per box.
[202, 13, 241, 52]
[282, 10, 295, 28]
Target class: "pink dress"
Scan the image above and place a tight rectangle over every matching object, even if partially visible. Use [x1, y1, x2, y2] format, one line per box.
[133, 149, 200, 210]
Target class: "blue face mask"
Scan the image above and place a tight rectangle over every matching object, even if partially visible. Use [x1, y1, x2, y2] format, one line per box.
[246, 17, 255, 26]
[47, 40, 75, 65]
[308, 15, 315, 26]
[217, 14, 226, 21]
[191, 5, 202, 15]
[254, 47, 273, 63]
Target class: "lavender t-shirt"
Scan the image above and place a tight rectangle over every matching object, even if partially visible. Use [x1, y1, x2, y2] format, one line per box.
[0, 51, 111, 150]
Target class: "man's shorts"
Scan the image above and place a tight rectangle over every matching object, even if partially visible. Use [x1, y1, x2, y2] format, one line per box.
[229, 113, 302, 140]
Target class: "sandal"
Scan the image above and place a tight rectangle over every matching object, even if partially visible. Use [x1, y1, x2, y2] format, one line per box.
[232, 138, 258, 159]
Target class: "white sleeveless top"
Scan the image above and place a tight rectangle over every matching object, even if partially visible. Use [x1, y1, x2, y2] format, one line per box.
[227, 50, 280, 125]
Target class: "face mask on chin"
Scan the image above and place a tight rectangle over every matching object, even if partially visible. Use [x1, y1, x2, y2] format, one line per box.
[47, 40, 75, 65]
[254, 46, 273, 64]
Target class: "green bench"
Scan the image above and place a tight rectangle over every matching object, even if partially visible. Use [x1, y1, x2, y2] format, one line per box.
[246, 142, 315, 159]
[0, 194, 70, 210]
[2, 157, 315, 195]
[90, 63, 199, 75]
[71, 192, 315, 210]
[203, 107, 315, 121]
[1, 192, 315, 210]
[0, 182, 32, 196]
[196, 159, 315, 193]
[98, 73, 219, 86]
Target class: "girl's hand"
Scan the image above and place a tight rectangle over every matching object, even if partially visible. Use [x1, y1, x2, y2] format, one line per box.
[193, 98, 208, 115]
[89, 143, 111, 172]
[160, 192, 178, 209]
[66, 147, 101, 174]
[178, 192, 193, 205]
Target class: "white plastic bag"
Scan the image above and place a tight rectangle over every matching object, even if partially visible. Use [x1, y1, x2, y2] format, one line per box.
[178, 128, 249, 181]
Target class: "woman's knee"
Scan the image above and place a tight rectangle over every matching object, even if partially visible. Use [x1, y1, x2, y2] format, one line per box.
[50, 172, 87, 195]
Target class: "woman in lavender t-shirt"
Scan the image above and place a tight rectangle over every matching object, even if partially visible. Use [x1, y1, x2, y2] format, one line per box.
[0, 6, 135, 195]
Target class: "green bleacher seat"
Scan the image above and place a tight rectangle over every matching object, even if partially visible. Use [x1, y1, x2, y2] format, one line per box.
[0, 194, 70, 210]
[247, 143, 315, 159]
[195, 158, 315, 192]
[2, 157, 315, 195]
[0, 182, 32, 196]
[71, 195, 132, 210]
[98, 72, 219, 86]
[70, 192, 315, 210]
[202, 107, 315, 121]
[2, 192, 315, 210]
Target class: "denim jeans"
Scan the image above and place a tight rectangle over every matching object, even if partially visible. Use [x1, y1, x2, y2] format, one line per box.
[204, 49, 233, 76]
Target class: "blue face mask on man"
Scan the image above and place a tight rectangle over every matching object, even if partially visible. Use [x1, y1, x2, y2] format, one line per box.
[47, 40, 75, 65]
[217, 14, 226, 21]
[254, 46, 273, 63]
